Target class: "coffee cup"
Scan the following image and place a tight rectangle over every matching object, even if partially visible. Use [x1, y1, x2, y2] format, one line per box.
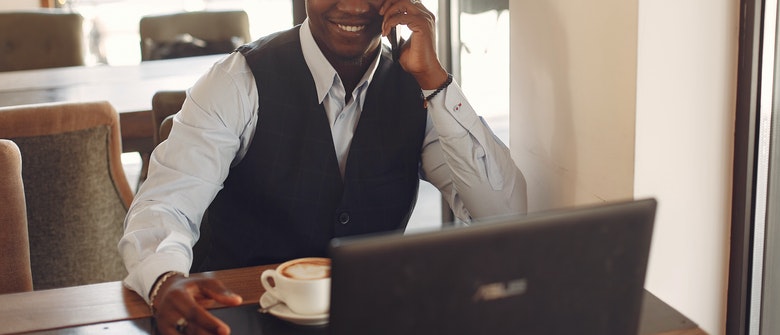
[260, 257, 331, 315]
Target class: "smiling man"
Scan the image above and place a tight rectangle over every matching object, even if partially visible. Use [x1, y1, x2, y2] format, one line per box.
[119, 0, 527, 334]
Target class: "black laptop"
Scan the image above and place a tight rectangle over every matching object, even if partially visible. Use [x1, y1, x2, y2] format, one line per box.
[327, 198, 656, 335]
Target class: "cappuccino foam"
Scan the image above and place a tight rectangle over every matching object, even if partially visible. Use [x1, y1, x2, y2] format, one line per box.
[281, 259, 330, 280]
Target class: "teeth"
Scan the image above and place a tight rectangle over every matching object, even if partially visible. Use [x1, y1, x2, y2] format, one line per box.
[338, 24, 365, 32]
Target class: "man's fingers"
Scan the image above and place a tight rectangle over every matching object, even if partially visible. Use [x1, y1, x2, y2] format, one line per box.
[379, 0, 398, 15]
[155, 278, 237, 335]
[197, 280, 244, 306]
[381, 0, 414, 35]
[176, 278, 242, 307]
[381, 3, 434, 37]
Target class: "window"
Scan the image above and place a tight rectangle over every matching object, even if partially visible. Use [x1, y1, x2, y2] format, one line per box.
[65, 0, 293, 65]
[458, 1, 510, 144]
[732, 0, 780, 333]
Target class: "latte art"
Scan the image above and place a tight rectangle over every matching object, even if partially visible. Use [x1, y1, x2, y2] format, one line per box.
[261, 257, 331, 315]
[281, 259, 331, 280]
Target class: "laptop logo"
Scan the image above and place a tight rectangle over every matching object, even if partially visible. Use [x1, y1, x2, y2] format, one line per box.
[472, 278, 528, 302]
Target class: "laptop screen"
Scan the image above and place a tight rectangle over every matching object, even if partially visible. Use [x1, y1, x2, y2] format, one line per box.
[328, 198, 656, 335]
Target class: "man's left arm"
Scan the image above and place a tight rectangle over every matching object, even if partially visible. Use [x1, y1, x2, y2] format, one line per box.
[421, 83, 528, 221]
[381, 0, 527, 221]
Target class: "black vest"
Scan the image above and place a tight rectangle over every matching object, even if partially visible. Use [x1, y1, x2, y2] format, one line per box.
[201, 27, 428, 270]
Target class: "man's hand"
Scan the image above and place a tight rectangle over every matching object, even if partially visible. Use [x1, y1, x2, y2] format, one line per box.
[152, 274, 243, 335]
[380, 0, 448, 90]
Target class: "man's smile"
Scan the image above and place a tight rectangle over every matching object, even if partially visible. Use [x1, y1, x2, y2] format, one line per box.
[336, 24, 366, 33]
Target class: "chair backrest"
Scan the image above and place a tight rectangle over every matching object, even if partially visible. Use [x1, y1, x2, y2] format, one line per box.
[159, 114, 175, 144]
[136, 90, 185, 186]
[0, 139, 33, 294]
[151, 90, 186, 145]
[0, 10, 85, 72]
[139, 10, 251, 61]
[0, 101, 134, 289]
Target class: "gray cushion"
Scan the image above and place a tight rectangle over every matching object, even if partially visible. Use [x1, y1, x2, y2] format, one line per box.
[14, 127, 127, 289]
[0, 101, 134, 290]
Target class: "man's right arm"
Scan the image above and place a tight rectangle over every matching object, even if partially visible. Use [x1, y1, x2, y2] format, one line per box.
[118, 52, 260, 300]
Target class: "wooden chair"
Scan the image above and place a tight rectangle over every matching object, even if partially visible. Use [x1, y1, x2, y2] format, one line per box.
[0, 10, 84, 72]
[133, 90, 187, 187]
[151, 90, 186, 145]
[159, 114, 175, 145]
[0, 101, 134, 289]
[139, 10, 251, 61]
[0, 139, 33, 294]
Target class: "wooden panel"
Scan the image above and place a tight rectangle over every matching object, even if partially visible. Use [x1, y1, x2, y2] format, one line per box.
[119, 110, 155, 154]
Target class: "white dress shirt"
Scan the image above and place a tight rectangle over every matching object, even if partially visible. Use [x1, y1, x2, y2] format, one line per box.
[119, 20, 527, 301]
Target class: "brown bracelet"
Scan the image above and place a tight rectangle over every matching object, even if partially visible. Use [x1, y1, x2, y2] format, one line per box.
[423, 73, 453, 108]
[148, 271, 184, 314]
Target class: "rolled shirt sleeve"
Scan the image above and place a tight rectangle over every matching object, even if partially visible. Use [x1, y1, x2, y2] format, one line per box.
[420, 80, 527, 222]
[119, 53, 258, 301]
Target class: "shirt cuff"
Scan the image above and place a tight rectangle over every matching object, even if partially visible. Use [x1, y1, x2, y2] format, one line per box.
[425, 81, 482, 138]
[123, 252, 191, 304]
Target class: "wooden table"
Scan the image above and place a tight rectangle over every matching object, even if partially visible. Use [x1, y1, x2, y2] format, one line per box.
[0, 55, 224, 174]
[0, 265, 706, 335]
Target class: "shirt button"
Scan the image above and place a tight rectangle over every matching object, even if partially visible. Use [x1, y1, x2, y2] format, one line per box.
[338, 212, 350, 225]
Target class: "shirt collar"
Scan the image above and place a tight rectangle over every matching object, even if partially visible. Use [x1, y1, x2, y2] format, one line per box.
[300, 18, 382, 104]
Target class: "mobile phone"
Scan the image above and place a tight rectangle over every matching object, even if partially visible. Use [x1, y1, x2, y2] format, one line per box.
[389, 27, 400, 61]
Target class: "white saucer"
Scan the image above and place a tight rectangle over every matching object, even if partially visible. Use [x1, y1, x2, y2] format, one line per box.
[259, 293, 329, 326]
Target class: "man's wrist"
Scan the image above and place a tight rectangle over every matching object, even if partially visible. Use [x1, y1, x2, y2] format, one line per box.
[148, 271, 186, 314]
[415, 68, 449, 90]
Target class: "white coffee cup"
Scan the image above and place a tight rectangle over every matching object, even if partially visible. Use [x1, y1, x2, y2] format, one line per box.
[260, 257, 331, 315]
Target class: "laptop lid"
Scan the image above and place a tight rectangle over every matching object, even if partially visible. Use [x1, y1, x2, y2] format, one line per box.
[327, 198, 656, 335]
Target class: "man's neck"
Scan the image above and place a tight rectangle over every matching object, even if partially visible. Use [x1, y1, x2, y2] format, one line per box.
[328, 48, 380, 104]
[335, 64, 367, 104]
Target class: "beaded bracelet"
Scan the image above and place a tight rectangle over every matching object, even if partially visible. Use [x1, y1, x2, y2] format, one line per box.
[148, 271, 184, 314]
[423, 73, 453, 108]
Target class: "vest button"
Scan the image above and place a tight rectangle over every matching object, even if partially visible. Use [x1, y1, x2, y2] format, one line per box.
[338, 212, 350, 225]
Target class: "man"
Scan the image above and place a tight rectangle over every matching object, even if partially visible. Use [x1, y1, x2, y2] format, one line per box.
[119, 0, 527, 334]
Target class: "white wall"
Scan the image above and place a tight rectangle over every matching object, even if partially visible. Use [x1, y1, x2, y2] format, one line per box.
[510, 0, 737, 334]
[509, 0, 637, 211]
[634, 0, 736, 333]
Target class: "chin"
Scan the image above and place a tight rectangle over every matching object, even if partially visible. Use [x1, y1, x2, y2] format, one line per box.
[331, 43, 380, 62]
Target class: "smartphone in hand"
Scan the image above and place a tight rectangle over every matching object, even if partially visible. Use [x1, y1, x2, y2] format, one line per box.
[389, 27, 401, 61]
